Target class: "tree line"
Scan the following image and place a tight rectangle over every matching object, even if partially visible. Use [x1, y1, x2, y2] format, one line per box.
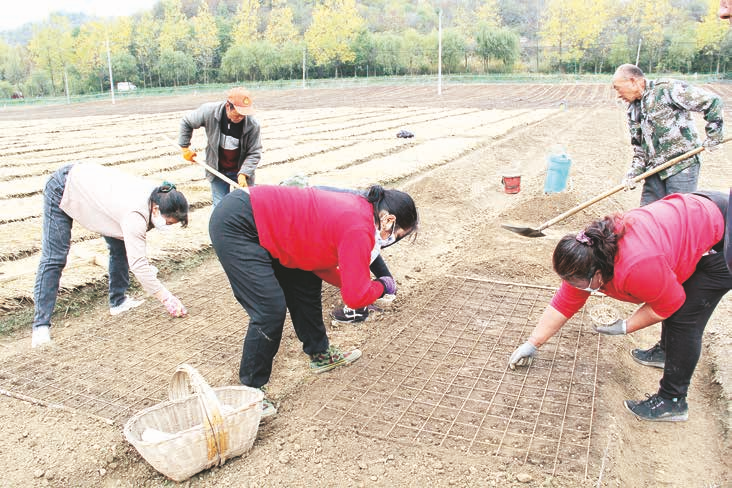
[0, 0, 729, 99]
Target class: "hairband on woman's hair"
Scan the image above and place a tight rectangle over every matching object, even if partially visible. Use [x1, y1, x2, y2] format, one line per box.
[576, 230, 592, 245]
[159, 181, 176, 193]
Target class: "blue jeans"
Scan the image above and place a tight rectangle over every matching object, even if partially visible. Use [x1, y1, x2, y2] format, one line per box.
[32, 165, 132, 328]
[210, 172, 239, 207]
[640, 163, 699, 206]
[33, 166, 74, 329]
[104, 237, 129, 307]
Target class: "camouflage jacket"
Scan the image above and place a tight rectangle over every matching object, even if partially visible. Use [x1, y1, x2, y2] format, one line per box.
[625, 78, 723, 180]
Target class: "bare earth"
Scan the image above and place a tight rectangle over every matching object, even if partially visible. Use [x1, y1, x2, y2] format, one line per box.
[0, 83, 729, 487]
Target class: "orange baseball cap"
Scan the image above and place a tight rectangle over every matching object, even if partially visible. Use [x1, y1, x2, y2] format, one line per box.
[227, 87, 255, 115]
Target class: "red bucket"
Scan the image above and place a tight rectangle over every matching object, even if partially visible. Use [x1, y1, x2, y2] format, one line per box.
[501, 175, 521, 194]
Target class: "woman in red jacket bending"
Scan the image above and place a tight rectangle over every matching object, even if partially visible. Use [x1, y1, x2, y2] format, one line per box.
[209, 185, 418, 417]
[508, 191, 730, 422]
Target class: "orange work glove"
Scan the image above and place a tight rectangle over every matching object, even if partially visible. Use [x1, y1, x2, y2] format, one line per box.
[181, 147, 197, 163]
[237, 173, 249, 188]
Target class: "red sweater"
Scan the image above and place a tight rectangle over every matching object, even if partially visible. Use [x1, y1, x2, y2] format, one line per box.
[551, 194, 724, 319]
[250, 185, 384, 309]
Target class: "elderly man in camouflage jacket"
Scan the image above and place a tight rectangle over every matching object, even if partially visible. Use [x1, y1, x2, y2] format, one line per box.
[612, 63, 724, 206]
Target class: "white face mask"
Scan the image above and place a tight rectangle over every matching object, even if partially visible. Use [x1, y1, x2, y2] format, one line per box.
[151, 211, 170, 231]
[579, 284, 601, 293]
[377, 216, 396, 248]
[575, 272, 601, 293]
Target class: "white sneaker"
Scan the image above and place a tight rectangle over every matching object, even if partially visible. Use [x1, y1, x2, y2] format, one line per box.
[31, 325, 52, 348]
[110, 296, 145, 316]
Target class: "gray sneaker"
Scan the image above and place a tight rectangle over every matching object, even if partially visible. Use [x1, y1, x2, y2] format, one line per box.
[624, 393, 688, 422]
[631, 341, 665, 369]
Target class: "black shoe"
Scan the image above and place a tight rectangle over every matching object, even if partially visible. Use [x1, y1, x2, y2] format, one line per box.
[331, 305, 369, 324]
[631, 341, 665, 369]
[624, 393, 688, 422]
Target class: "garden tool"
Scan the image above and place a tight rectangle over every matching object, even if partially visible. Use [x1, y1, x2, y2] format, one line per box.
[164, 136, 246, 191]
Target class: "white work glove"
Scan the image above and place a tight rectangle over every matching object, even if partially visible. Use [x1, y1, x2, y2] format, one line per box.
[702, 138, 721, 152]
[32, 325, 52, 348]
[508, 341, 537, 370]
[161, 291, 187, 317]
[622, 174, 637, 191]
[593, 318, 627, 335]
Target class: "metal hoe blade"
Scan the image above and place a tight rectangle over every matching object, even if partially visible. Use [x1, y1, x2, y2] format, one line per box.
[501, 224, 546, 238]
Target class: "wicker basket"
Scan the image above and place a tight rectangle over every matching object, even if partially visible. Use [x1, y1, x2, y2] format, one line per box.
[123, 364, 263, 482]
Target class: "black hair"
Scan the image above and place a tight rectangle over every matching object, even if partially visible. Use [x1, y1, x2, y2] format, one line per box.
[365, 185, 418, 242]
[553, 214, 628, 283]
[149, 181, 189, 227]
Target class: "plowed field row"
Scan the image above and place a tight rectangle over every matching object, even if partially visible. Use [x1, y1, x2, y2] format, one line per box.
[0, 82, 673, 310]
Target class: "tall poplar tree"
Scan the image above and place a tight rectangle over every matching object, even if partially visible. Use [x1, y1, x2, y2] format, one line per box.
[192, 1, 220, 83]
[304, 0, 365, 77]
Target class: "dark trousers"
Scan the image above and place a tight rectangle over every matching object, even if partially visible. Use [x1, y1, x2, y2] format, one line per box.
[659, 252, 731, 398]
[209, 190, 329, 388]
[639, 159, 699, 206]
[658, 190, 731, 398]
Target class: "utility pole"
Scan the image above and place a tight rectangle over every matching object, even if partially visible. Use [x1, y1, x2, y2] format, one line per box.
[106, 34, 115, 104]
[437, 8, 442, 96]
[64, 67, 70, 104]
[302, 46, 306, 89]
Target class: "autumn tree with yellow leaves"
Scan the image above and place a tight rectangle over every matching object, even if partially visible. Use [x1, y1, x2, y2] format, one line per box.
[304, 0, 365, 77]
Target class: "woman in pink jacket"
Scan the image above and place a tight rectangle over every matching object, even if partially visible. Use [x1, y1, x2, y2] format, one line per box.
[32, 163, 189, 348]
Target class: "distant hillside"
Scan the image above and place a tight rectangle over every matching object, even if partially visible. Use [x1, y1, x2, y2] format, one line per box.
[1, 11, 92, 45]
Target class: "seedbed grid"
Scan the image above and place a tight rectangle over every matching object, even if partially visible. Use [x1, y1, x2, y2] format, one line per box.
[0, 269, 344, 423]
[306, 276, 602, 478]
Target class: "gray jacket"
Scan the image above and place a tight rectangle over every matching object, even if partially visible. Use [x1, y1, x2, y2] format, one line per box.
[178, 101, 262, 183]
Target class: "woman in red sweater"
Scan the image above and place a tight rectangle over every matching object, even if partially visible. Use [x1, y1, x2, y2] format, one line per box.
[508, 191, 730, 422]
[209, 185, 418, 416]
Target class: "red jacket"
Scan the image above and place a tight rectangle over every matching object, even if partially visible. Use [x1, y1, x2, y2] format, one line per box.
[250, 185, 384, 308]
[551, 194, 724, 319]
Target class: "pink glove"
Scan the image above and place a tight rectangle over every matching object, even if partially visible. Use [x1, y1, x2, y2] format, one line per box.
[161, 291, 187, 317]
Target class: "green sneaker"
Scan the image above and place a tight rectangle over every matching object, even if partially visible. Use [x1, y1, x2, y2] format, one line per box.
[309, 345, 362, 374]
[257, 386, 277, 419]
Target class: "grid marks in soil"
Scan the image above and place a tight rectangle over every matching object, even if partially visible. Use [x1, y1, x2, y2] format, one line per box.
[0, 270, 342, 423]
[308, 277, 601, 477]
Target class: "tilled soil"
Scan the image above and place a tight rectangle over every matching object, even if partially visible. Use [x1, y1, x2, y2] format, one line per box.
[0, 85, 729, 487]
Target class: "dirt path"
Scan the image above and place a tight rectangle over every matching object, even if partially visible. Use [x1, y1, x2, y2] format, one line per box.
[0, 86, 729, 487]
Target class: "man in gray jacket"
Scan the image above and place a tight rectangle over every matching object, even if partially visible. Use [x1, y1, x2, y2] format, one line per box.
[178, 87, 262, 206]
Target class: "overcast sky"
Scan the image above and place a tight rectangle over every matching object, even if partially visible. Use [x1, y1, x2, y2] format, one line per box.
[1, 0, 157, 31]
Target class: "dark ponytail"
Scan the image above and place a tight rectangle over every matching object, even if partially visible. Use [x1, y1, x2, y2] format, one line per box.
[553, 213, 627, 282]
[366, 185, 419, 237]
[149, 181, 189, 227]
